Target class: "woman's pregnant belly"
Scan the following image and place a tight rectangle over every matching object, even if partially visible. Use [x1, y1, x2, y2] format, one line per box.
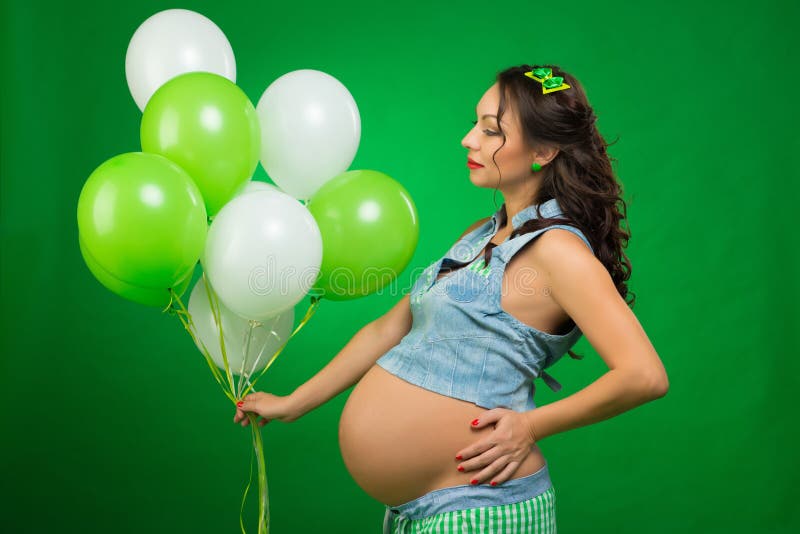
[338, 364, 547, 507]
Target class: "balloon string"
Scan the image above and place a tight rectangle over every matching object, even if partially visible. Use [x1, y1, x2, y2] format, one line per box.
[239, 432, 255, 534]
[238, 320, 258, 399]
[240, 314, 278, 393]
[164, 287, 236, 404]
[166, 283, 321, 534]
[161, 288, 175, 314]
[165, 289, 220, 382]
[166, 286, 266, 534]
[201, 272, 238, 398]
[240, 295, 322, 398]
[250, 412, 270, 534]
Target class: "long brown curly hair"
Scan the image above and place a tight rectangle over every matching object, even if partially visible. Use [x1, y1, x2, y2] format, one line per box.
[486, 64, 634, 358]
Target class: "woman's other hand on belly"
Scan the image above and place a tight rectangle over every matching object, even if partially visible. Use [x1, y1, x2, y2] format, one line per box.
[453, 407, 537, 487]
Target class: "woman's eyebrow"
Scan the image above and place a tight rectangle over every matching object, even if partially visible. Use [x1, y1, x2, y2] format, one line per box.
[475, 110, 502, 125]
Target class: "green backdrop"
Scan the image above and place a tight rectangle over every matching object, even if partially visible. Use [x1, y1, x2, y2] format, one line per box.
[2, 0, 797, 532]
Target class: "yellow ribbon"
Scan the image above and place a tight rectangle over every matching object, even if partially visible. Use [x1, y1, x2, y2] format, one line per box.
[524, 67, 571, 94]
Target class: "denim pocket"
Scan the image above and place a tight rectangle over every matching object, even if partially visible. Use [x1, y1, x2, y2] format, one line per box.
[444, 262, 491, 304]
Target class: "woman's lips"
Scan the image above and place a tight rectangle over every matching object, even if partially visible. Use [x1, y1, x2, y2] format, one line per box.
[467, 160, 484, 169]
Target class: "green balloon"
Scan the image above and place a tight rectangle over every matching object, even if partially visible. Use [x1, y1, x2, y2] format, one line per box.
[79, 233, 193, 308]
[308, 170, 419, 301]
[77, 152, 207, 288]
[140, 72, 261, 216]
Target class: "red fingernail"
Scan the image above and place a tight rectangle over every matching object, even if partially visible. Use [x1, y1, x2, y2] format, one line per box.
[470, 479, 478, 485]
[491, 481, 497, 486]
[457, 465, 464, 472]
[237, 401, 243, 407]
[456, 455, 463, 460]
[471, 419, 479, 426]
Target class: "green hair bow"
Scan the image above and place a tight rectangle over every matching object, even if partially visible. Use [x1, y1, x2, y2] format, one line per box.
[524, 67, 571, 94]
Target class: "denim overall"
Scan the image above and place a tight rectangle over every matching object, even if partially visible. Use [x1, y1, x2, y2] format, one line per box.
[376, 197, 594, 532]
[376, 197, 594, 409]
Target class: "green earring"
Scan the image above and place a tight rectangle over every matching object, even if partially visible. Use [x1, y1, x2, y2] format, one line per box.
[531, 162, 542, 172]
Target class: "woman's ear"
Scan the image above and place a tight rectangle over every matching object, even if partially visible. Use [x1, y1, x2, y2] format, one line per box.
[531, 145, 560, 166]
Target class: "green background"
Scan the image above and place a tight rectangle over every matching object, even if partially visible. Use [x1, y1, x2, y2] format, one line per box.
[2, 0, 797, 532]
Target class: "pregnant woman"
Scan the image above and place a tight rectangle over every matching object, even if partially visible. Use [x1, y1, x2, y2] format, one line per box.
[234, 64, 669, 532]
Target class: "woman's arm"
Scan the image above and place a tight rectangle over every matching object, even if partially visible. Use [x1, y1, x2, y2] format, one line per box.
[519, 229, 669, 442]
[289, 293, 413, 417]
[291, 215, 493, 417]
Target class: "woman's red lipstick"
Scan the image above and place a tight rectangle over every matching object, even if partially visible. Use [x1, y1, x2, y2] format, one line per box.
[467, 158, 484, 169]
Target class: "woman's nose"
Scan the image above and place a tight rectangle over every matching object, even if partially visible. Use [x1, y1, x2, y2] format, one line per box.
[461, 130, 477, 150]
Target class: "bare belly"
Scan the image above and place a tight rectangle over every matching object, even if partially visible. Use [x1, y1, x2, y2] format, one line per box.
[338, 364, 546, 507]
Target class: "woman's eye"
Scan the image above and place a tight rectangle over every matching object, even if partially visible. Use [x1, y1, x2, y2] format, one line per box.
[471, 120, 498, 136]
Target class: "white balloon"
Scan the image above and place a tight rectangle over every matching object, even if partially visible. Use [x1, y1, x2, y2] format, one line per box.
[188, 278, 294, 377]
[203, 189, 322, 320]
[205, 182, 280, 230]
[256, 69, 361, 200]
[232, 180, 282, 198]
[126, 9, 236, 112]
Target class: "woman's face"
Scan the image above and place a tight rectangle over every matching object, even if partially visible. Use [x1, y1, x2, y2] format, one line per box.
[461, 83, 558, 196]
[461, 83, 552, 192]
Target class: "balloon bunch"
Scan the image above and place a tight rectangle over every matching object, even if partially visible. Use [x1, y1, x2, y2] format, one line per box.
[75, 8, 419, 534]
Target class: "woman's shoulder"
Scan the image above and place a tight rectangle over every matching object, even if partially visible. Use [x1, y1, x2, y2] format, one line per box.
[521, 226, 593, 255]
[512, 227, 598, 278]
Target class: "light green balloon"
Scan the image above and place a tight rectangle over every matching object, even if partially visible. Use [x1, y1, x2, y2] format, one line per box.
[76, 152, 207, 288]
[79, 233, 193, 308]
[308, 170, 419, 301]
[140, 71, 261, 216]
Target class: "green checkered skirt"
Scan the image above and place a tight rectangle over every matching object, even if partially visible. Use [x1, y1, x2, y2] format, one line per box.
[385, 486, 556, 533]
